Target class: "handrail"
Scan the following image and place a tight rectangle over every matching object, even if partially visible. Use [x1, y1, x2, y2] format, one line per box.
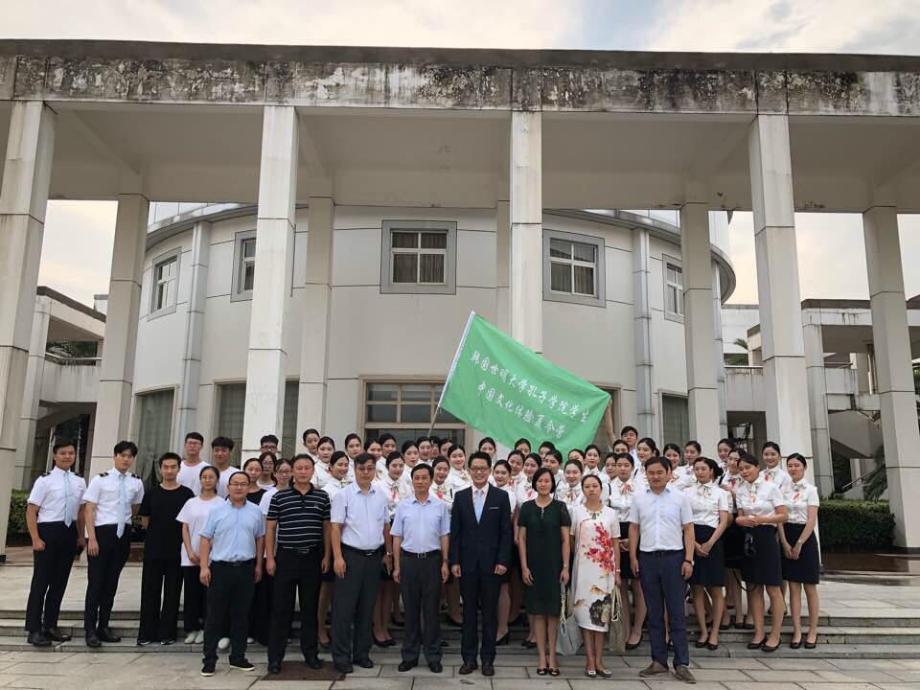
[43, 353, 101, 366]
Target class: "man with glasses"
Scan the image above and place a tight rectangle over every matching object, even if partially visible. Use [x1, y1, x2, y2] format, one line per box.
[198, 471, 265, 677]
[329, 453, 391, 675]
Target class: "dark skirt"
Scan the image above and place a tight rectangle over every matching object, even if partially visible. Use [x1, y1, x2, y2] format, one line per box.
[741, 525, 782, 587]
[618, 521, 635, 580]
[690, 524, 725, 587]
[723, 519, 745, 570]
[782, 523, 820, 584]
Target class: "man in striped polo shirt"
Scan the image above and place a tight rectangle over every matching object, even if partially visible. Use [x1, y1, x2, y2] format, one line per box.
[265, 454, 331, 674]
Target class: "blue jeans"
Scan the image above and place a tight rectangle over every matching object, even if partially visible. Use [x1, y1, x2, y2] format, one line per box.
[638, 550, 689, 668]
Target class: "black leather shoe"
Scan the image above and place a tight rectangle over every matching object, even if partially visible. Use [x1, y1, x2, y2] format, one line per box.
[398, 660, 417, 672]
[267, 662, 281, 674]
[85, 634, 101, 648]
[482, 663, 495, 677]
[429, 661, 443, 673]
[334, 662, 353, 674]
[44, 627, 71, 642]
[458, 662, 478, 675]
[96, 627, 121, 643]
[304, 656, 323, 670]
[355, 658, 374, 669]
[27, 631, 52, 647]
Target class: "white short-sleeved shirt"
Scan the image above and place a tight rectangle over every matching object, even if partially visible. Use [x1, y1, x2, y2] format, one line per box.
[259, 486, 279, 516]
[330, 483, 389, 551]
[177, 460, 211, 496]
[215, 466, 236, 498]
[669, 465, 696, 491]
[448, 467, 472, 493]
[28, 467, 86, 524]
[607, 477, 637, 523]
[736, 477, 785, 518]
[627, 486, 693, 552]
[682, 481, 730, 528]
[312, 461, 331, 488]
[762, 465, 792, 494]
[176, 495, 222, 566]
[82, 468, 145, 526]
[555, 481, 584, 508]
[430, 481, 455, 512]
[784, 480, 820, 524]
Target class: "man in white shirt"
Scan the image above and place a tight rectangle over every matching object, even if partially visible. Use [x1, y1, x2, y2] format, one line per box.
[628, 456, 696, 684]
[177, 432, 210, 495]
[209, 436, 236, 498]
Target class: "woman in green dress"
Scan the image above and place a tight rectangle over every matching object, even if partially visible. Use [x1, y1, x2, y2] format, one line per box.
[518, 467, 571, 676]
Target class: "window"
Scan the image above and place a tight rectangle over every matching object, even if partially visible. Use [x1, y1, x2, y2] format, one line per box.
[282, 380, 299, 457]
[381, 220, 457, 294]
[231, 231, 257, 301]
[151, 251, 179, 315]
[664, 259, 684, 320]
[661, 394, 689, 448]
[216, 383, 246, 464]
[364, 382, 465, 447]
[135, 389, 174, 485]
[543, 229, 605, 307]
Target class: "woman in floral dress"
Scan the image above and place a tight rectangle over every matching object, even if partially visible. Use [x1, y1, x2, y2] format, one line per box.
[571, 474, 619, 678]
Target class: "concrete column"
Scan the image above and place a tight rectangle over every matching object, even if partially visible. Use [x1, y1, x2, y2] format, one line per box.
[174, 221, 211, 447]
[242, 106, 298, 457]
[14, 294, 51, 488]
[0, 101, 55, 560]
[509, 112, 542, 353]
[863, 205, 920, 549]
[88, 193, 149, 477]
[748, 114, 813, 469]
[296, 196, 333, 448]
[803, 321, 834, 496]
[680, 202, 720, 455]
[632, 229, 654, 437]
[495, 200, 511, 333]
[712, 262, 729, 438]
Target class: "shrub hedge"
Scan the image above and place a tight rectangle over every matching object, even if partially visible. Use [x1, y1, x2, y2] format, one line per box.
[819, 499, 894, 551]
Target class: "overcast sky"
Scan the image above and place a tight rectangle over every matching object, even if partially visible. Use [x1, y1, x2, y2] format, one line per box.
[6, 0, 920, 305]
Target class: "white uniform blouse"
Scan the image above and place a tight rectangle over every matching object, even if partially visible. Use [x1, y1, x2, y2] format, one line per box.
[607, 477, 638, 523]
[762, 465, 792, 493]
[735, 477, 785, 518]
[448, 467, 472, 493]
[682, 481, 730, 528]
[669, 465, 696, 491]
[784, 480, 819, 525]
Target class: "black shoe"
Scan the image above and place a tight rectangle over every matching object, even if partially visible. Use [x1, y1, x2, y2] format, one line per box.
[522, 639, 537, 649]
[304, 656, 323, 670]
[482, 663, 495, 677]
[27, 631, 52, 648]
[229, 658, 256, 672]
[458, 662, 478, 675]
[96, 627, 121, 643]
[694, 638, 708, 648]
[160, 639, 175, 646]
[747, 639, 764, 650]
[355, 658, 374, 669]
[136, 639, 152, 646]
[625, 633, 643, 650]
[267, 662, 281, 674]
[804, 640, 817, 649]
[429, 661, 443, 673]
[761, 641, 780, 653]
[334, 662, 353, 674]
[398, 660, 418, 672]
[201, 662, 216, 677]
[373, 636, 390, 648]
[440, 639, 449, 647]
[496, 632, 510, 646]
[44, 627, 71, 642]
[85, 634, 101, 648]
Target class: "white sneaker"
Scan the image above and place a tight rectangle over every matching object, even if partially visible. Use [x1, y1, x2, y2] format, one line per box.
[246, 637, 254, 644]
[184, 631, 197, 644]
[218, 637, 230, 651]
[194, 630, 205, 644]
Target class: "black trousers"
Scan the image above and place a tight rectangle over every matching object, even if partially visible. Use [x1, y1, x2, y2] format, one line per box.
[26, 522, 78, 633]
[138, 557, 182, 641]
[639, 550, 690, 668]
[248, 574, 272, 645]
[182, 566, 207, 633]
[399, 550, 442, 664]
[460, 567, 501, 665]
[203, 560, 255, 665]
[332, 545, 383, 666]
[84, 525, 131, 634]
[268, 547, 323, 665]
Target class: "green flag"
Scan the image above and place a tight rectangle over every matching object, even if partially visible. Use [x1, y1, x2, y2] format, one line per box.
[439, 312, 610, 451]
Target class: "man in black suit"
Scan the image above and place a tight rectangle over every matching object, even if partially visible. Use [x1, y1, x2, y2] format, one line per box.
[449, 451, 513, 677]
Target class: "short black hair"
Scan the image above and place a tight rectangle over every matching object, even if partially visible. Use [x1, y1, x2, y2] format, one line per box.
[514, 437, 531, 451]
[478, 436, 496, 449]
[468, 451, 492, 468]
[546, 449, 563, 464]
[52, 438, 76, 454]
[291, 453, 315, 467]
[157, 452, 181, 468]
[378, 432, 396, 445]
[620, 425, 638, 437]
[211, 436, 235, 450]
[353, 452, 375, 468]
[411, 463, 433, 479]
[185, 431, 204, 443]
[507, 449, 524, 462]
[301, 428, 320, 442]
[401, 439, 419, 454]
[644, 456, 671, 474]
[260, 434, 279, 445]
[611, 451, 634, 467]
[228, 470, 250, 485]
[113, 440, 138, 457]
[787, 452, 808, 469]
[416, 436, 432, 446]
[538, 440, 556, 452]
[685, 440, 702, 453]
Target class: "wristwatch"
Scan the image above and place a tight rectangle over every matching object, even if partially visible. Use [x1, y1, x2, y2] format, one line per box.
[684, 559, 694, 566]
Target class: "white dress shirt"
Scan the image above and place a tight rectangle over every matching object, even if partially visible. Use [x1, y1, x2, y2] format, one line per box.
[27, 466, 86, 525]
[82, 468, 145, 526]
[607, 477, 637, 523]
[669, 465, 696, 491]
[682, 481, 730, 528]
[736, 476, 785, 518]
[784, 480, 820, 525]
[627, 486, 693, 552]
[762, 465, 792, 493]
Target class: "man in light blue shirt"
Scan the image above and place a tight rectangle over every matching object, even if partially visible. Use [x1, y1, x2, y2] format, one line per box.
[198, 471, 265, 677]
[392, 464, 450, 673]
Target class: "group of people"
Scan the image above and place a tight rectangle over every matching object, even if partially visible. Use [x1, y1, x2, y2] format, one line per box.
[24, 425, 821, 684]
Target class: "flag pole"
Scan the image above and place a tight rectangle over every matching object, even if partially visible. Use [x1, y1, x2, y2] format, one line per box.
[428, 311, 477, 437]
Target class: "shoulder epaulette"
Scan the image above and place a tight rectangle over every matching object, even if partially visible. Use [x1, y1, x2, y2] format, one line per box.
[98, 472, 107, 477]
[131, 473, 140, 479]
[40, 472, 50, 477]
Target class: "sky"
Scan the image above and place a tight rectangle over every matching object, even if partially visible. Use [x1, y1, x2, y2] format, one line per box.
[5, 0, 920, 305]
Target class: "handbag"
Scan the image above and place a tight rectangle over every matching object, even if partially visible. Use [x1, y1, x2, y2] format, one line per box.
[556, 587, 582, 655]
[607, 585, 626, 652]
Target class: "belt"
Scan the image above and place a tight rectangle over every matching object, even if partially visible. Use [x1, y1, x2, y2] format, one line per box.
[342, 544, 384, 557]
[639, 549, 684, 557]
[400, 549, 441, 559]
[212, 559, 256, 567]
[279, 544, 322, 555]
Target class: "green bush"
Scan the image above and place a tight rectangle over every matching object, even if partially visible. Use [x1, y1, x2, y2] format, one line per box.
[819, 499, 894, 551]
[7, 490, 29, 542]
